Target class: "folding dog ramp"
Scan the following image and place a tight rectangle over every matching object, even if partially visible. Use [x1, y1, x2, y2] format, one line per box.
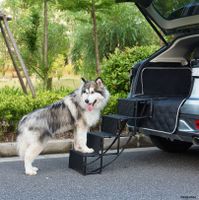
[69, 97, 153, 175]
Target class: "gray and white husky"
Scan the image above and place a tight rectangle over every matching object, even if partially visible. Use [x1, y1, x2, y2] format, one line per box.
[17, 77, 109, 175]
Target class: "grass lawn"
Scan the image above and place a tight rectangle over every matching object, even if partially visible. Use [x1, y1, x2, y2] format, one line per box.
[0, 76, 81, 90]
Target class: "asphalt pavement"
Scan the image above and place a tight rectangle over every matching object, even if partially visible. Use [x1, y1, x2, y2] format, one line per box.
[1, 147, 199, 200]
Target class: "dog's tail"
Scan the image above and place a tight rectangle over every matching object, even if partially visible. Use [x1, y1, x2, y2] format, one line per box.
[16, 132, 28, 159]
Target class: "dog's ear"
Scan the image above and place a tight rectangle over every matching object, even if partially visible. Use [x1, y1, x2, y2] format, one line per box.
[81, 77, 87, 83]
[95, 77, 104, 87]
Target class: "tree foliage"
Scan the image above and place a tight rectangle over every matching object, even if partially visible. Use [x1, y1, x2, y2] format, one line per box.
[1, 0, 159, 85]
[2, 0, 69, 86]
[70, 3, 158, 78]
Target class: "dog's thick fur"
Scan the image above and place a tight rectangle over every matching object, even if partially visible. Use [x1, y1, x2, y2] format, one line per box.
[17, 78, 109, 175]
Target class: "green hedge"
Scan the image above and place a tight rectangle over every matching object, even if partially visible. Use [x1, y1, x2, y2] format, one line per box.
[101, 45, 159, 95]
[102, 92, 126, 115]
[0, 87, 72, 134]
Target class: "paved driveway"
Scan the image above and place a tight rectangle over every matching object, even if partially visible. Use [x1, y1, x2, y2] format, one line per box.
[0, 147, 199, 200]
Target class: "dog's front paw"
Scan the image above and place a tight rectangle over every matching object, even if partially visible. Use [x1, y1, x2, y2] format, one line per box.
[32, 166, 39, 172]
[82, 147, 94, 154]
[25, 169, 37, 176]
[74, 144, 94, 153]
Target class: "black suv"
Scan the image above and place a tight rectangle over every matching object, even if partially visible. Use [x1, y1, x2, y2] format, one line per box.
[117, 0, 199, 152]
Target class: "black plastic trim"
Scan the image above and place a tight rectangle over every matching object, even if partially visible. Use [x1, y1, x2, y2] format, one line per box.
[135, 3, 168, 45]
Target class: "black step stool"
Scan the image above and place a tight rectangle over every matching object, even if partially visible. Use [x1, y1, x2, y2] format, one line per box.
[69, 114, 130, 175]
[69, 150, 101, 175]
[69, 97, 153, 175]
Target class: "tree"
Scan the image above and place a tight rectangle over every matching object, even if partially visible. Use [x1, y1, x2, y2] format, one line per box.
[1, 0, 158, 82]
[2, 0, 69, 90]
[57, 0, 115, 76]
[43, 0, 49, 89]
[65, 2, 158, 78]
[91, 0, 100, 75]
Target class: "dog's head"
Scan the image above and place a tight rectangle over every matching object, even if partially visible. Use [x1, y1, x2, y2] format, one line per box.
[79, 77, 110, 112]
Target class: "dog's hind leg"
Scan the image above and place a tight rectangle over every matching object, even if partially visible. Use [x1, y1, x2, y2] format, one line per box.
[24, 142, 45, 176]
[17, 134, 29, 159]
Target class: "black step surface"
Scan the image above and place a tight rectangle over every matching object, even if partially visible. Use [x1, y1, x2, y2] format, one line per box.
[103, 114, 132, 121]
[69, 149, 102, 175]
[70, 149, 99, 157]
[101, 115, 130, 134]
[118, 98, 153, 118]
[88, 131, 116, 138]
[118, 97, 153, 101]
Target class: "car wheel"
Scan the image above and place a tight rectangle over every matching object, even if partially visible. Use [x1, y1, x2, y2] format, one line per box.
[149, 135, 192, 153]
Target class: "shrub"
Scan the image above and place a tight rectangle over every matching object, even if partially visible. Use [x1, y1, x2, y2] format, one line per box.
[103, 93, 126, 115]
[0, 87, 72, 134]
[101, 45, 159, 95]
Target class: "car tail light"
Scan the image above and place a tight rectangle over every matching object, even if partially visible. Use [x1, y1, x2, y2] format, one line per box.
[195, 120, 199, 130]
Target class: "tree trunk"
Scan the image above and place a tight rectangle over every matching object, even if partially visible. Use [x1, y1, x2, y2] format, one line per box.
[91, 0, 100, 76]
[47, 77, 52, 90]
[43, 0, 52, 90]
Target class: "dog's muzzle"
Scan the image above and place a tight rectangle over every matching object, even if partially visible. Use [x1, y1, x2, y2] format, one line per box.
[87, 100, 97, 112]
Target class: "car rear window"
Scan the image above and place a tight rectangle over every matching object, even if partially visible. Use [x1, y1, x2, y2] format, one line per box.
[153, 0, 199, 20]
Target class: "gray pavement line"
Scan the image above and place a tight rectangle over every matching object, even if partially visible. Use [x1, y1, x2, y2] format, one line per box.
[0, 147, 157, 163]
[0, 154, 69, 163]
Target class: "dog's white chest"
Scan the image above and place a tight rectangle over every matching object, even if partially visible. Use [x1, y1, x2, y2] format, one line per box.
[84, 111, 100, 127]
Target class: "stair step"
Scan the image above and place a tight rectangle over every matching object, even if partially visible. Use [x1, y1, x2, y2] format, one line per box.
[101, 114, 131, 135]
[88, 131, 116, 138]
[87, 129, 124, 153]
[87, 131, 116, 153]
[118, 98, 153, 118]
[103, 114, 132, 121]
[118, 98, 137, 117]
[69, 149, 102, 175]
[69, 149, 99, 157]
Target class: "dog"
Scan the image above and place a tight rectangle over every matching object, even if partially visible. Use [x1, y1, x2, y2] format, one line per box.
[16, 77, 110, 175]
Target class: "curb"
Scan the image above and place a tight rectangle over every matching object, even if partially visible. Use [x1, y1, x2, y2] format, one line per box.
[0, 135, 152, 157]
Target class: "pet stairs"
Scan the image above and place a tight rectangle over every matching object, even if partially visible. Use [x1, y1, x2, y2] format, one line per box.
[69, 97, 153, 175]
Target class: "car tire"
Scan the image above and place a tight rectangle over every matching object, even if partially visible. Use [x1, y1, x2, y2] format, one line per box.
[149, 135, 192, 153]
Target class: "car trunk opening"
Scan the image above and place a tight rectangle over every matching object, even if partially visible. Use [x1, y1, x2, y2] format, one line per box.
[128, 34, 199, 134]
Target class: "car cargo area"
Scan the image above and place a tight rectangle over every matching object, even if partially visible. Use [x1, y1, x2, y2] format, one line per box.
[135, 66, 191, 133]
[128, 34, 199, 134]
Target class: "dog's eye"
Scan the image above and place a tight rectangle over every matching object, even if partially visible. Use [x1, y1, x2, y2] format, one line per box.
[91, 91, 94, 94]
[82, 90, 86, 94]
[96, 90, 103, 95]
